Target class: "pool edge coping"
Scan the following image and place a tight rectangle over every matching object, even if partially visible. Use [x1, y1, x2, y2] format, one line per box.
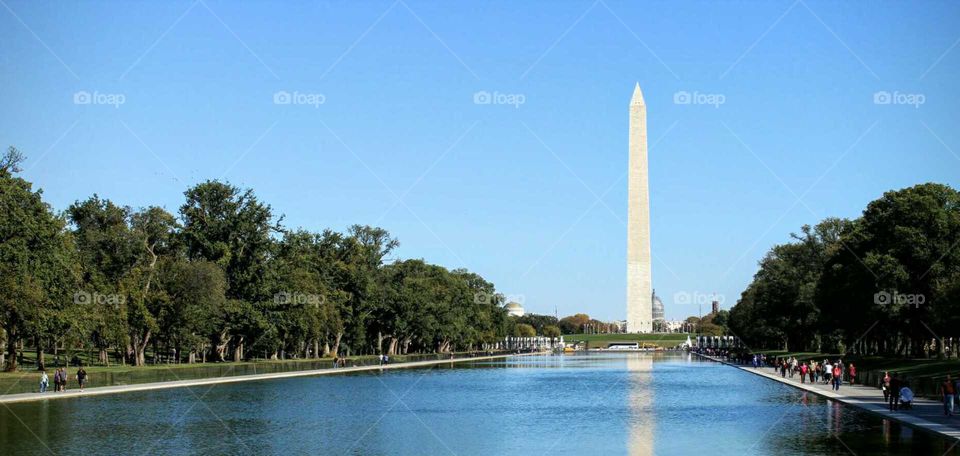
[0, 351, 548, 404]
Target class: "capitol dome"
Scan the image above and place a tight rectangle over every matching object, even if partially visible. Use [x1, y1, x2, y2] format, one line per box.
[652, 292, 665, 321]
[505, 302, 525, 317]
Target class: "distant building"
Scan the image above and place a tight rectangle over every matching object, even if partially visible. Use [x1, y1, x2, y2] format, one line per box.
[711, 300, 719, 314]
[505, 302, 525, 317]
[663, 320, 688, 333]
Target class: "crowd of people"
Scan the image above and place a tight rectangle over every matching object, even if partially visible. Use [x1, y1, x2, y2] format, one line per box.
[37, 366, 88, 393]
[757, 355, 856, 391]
[692, 349, 923, 413]
[746, 354, 920, 412]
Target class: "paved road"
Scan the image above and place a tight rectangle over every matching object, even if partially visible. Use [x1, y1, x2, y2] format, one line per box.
[697, 353, 960, 441]
[0, 352, 539, 405]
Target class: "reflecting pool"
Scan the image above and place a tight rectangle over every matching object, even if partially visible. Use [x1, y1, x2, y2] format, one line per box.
[0, 353, 956, 455]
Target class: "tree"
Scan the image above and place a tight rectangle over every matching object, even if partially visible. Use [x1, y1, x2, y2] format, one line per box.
[180, 181, 279, 361]
[543, 325, 561, 338]
[516, 314, 559, 334]
[0, 146, 24, 174]
[514, 323, 536, 338]
[180, 180, 280, 302]
[558, 313, 591, 334]
[728, 183, 960, 356]
[155, 259, 226, 363]
[817, 183, 960, 356]
[1, 162, 522, 368]
[0, 148, 76, 371]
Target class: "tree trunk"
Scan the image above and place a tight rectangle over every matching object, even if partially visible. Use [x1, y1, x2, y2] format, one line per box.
[215, 330, 229, 362]
[232, 336, 244, 362]
[129, 330, 151, 367]
[4, 330, 17, 372]
[331, 332, 343, 358]
[35, 337, 44, 369]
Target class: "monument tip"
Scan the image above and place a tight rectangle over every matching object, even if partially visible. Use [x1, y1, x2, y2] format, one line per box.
[631, 82, 645, 106]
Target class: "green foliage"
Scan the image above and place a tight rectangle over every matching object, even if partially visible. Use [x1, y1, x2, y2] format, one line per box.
[542, 325, 561, 338]
[2, 155, 513, 368]
[514, 323, 536, 338]
[0, 154, 78, 370]
[515, 314, 559, 334]
[729, 183, 960, 356]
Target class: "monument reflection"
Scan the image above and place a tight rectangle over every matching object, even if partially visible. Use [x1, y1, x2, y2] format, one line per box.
[626, 353, 654, 456]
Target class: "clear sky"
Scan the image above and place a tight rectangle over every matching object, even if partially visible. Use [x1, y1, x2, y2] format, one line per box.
[2, 1, 958, 321]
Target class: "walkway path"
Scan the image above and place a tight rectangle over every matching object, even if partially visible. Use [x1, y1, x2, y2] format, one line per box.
[697, 353, 960, 441]
[0, 352, 540, 405]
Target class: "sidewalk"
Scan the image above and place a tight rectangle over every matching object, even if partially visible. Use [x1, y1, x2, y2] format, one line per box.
[696, 353, 960, 441]
[0, 352, 539, 405]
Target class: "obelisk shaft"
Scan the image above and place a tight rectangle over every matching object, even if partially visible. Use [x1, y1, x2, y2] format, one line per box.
[627, 83, 652, 333]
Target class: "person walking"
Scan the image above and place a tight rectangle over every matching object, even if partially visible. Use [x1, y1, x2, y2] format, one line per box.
[889, 374, 901, 411]
[832, 363, 842, 391]
[824, 361, 833, 384]
[76, 366, 87, 392]
[848, 363, 857, 385]
[941, 375, 955, 417]
[53, 368, 61, 392]
[953, 375, 960, 411]
[39, 370, 49, 393]
[800, 363, 808, 383]
[882, 371, 891, 402]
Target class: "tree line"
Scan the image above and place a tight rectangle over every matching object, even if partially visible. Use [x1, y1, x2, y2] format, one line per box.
[0, 148, 520, 371]
[727, 183, 960, 357]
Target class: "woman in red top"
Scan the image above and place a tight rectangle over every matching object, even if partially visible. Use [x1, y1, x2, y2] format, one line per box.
[832, 364, 842, 391]
[848, 363, 857, 385]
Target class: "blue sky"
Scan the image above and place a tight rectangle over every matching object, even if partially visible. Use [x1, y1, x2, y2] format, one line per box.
[2, 1, 958, 321]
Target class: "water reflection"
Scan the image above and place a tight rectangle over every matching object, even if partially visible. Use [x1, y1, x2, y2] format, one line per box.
[627, 354, 653, 456]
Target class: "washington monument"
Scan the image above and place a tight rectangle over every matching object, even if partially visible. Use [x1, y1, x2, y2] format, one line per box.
[627, 83, 653, 333]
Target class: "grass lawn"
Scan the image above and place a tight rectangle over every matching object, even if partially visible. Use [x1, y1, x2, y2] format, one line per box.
[563, 333, 690, 348]
[0, 350, 497, 395]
